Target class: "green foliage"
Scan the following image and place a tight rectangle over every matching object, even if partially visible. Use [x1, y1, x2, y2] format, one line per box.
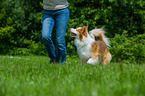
[0, 26, 16, 54]
[28, 41, 47, 55]
[110, 32, 145, 63]
[67, 0, 144, 37]
[9, 48, 30, 56]
[7, 41, 47, 56]
[0, 56, 145, 96]
[0, 26, 15, 39]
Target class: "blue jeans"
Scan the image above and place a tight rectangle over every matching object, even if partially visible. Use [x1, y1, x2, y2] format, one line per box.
[42, 8, 69, 64]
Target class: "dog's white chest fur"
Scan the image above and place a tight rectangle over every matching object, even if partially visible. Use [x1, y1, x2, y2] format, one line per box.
[74, 36, 94, 60]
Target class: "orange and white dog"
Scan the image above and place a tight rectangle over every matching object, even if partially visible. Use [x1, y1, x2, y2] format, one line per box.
[70, 26, 111, 65]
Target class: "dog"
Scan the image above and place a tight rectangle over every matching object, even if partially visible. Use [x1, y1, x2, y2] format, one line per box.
[70, 26, 111, 65]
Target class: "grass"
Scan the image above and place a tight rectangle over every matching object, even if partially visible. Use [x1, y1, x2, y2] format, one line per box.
[0, 55, 145, 96]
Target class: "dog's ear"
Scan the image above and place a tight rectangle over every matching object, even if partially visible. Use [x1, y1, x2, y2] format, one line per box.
[77, 27, 84, 33]
[81, 26, 85, 32]
[77, 27, 84, 42]
[84, 26, 88, 33]
[83, 26, 88, 37]
[77, 26, 88, 41]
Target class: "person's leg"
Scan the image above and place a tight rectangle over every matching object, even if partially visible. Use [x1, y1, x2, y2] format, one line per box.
[42, 11, 56, 61]
[55, 8, 69, 64]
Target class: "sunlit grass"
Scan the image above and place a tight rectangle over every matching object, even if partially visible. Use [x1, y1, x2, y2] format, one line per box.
[0, 56, 145, 96]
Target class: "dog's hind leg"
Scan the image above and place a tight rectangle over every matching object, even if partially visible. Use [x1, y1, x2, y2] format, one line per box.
[87, 57, 99, 65]
[103, 52, 112, 65]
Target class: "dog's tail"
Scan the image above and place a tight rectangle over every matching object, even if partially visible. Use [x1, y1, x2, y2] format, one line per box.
[89, 28, 110, 46]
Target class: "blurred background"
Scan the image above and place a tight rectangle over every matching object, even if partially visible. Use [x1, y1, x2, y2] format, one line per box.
[0, 0, 144, 63]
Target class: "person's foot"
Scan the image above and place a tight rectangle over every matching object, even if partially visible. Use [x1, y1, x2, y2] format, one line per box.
[61, 61, 67, 64]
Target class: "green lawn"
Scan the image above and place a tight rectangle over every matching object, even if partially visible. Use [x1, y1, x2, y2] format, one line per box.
[0, 56, 145, 96]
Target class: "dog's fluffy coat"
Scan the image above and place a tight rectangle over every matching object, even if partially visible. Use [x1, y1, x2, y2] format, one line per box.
[70, 26, 111, 65]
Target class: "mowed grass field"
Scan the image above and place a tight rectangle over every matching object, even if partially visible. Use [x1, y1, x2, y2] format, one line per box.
[0, 56, 145, 96]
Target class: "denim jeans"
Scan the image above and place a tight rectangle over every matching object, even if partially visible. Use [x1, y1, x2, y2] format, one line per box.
[42, 8, 69, 64]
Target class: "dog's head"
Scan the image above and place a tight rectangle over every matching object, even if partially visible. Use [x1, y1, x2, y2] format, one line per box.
[70, 26, 88, 41]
